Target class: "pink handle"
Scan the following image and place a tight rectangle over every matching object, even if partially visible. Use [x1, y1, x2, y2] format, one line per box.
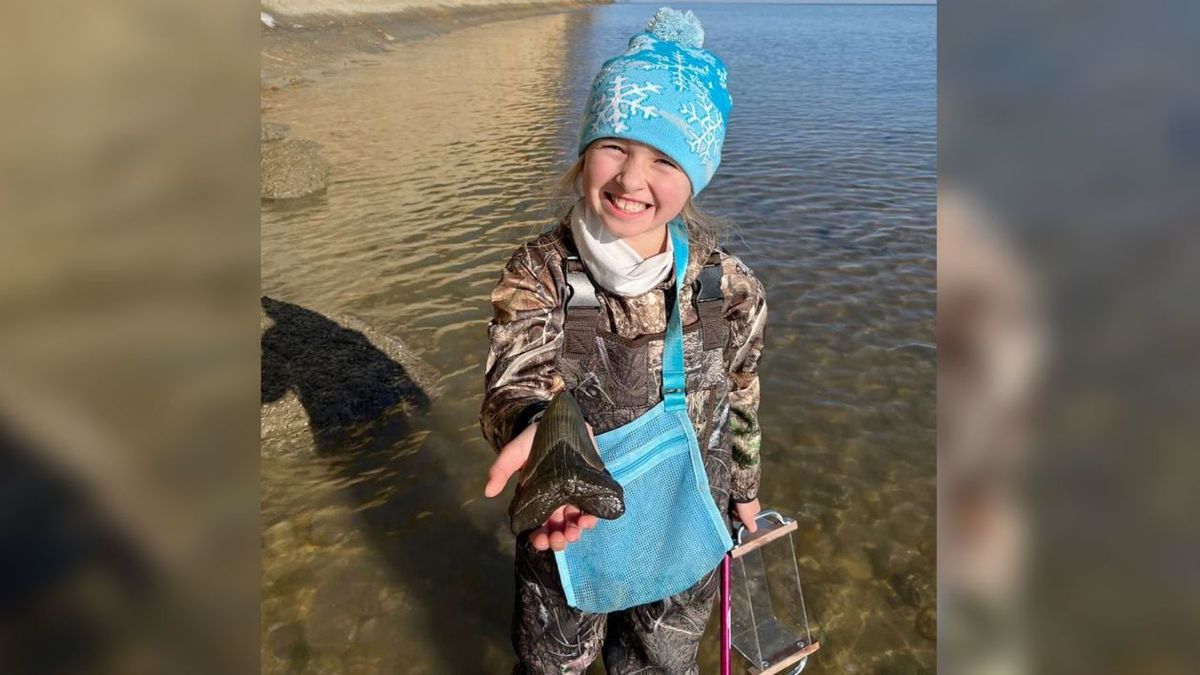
[720, 553, 731, 675]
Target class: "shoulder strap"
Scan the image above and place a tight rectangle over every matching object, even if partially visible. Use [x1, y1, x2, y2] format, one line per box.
[562, 248, 728, 356]
[692, 249, 727, 349]
[563, 255, 600, 360]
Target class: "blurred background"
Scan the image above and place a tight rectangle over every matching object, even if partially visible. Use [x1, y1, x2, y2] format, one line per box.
[1, 0, 260, 672]
[1, 0, 1198, 674]
[939, 0, 1200, 673]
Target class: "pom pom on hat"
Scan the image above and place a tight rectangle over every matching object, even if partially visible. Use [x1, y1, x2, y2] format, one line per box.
[644, 7, 704, 48]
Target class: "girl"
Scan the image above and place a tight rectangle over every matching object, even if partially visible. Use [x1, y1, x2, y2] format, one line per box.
[479, 9, 767, 673]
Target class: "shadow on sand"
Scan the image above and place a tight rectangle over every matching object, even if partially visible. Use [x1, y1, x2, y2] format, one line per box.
[261, 296, 512, 672]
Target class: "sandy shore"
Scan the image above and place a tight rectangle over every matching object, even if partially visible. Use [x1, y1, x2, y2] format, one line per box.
[261, 0, 608, 87]
[259, 0, 607, 198]
[264, 0, 600, 16]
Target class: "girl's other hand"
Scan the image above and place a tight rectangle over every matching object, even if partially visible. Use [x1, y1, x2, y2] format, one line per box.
[734, 498, 762, 533]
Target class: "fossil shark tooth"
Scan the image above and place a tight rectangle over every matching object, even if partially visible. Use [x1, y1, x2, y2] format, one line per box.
[509, 392, 626, 535]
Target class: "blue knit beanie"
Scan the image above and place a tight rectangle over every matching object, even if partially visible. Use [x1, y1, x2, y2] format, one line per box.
[578, 7, 732, 196]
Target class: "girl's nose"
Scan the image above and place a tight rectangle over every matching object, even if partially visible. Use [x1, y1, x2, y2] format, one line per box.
[616, 156, 651, 191]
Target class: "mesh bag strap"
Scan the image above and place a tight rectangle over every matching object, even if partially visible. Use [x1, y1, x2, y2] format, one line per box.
[663, 219, 690, 411]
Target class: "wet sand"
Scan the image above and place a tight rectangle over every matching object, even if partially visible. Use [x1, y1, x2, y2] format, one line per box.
[261, 0, 607, 89]
[260, 0, 608, 199]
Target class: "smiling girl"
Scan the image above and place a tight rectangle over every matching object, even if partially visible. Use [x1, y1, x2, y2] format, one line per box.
[582, 139, 690, 258]
[479, 9, 767, 673]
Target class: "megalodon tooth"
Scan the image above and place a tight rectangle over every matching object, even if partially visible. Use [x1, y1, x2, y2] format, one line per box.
[509, 392, 626, 535]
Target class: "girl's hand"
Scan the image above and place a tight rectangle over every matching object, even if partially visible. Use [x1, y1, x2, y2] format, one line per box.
[734, 498, 762, 533]
[484, 419, 600, 552]
[527, 504, 598, 552]
[483, 421, 539, 499]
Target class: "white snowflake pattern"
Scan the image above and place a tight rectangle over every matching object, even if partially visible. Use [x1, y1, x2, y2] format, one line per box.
[589, 75, 662, 134]
[677, 93, 723, 166]
[629, 48, 712, 94]
[670, 51, 712, 92]
[598, 58, 654, 81]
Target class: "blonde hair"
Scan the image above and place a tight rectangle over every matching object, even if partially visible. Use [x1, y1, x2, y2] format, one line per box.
[547, 152, 733, 246]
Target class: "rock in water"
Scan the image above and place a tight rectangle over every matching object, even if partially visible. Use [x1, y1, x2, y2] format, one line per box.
[261, 121, 290, 142]
[261, 139, 329, 200]
[509, 392, 625, 534]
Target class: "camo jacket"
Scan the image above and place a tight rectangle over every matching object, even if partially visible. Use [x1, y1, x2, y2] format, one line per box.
[479, 214, 766, 503]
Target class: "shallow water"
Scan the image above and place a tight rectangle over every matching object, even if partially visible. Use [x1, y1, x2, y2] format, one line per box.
[261, 3, 935, 672]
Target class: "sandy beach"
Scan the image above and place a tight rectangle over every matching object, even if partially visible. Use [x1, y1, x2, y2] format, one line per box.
[261, 0, 608, 88]
[260, 0, 608, 199]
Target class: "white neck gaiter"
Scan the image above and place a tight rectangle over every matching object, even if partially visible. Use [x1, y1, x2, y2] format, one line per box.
[570, 201, 675, 297]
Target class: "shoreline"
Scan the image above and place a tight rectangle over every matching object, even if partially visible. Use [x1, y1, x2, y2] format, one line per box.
[259, 0, 609, 199]
[261, 0, 608, 88]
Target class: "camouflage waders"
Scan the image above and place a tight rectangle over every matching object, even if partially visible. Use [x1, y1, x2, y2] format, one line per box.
[481, 214, 767, 673]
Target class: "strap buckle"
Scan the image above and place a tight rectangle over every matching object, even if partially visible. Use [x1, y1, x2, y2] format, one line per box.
[693, 262, 724, 303]
[565, 269, 600, 310]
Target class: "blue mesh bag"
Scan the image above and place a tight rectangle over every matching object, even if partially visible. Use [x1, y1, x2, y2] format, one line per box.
[555, 218, 733, 613]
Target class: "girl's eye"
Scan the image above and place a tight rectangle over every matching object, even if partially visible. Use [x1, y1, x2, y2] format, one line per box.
[657, 159, 678, 168]
[601, 143, 624, 152]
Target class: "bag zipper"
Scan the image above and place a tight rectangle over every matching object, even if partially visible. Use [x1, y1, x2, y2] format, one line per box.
[609, 436, 688, 484]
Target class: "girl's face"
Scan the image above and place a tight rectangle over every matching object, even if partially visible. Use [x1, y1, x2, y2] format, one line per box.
[581, 138, 692, 255]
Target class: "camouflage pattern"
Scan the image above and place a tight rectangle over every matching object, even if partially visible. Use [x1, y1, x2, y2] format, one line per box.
[481, 211, 767, 672]
[481, 214, 766, 499]
[512, 537, 720, 674]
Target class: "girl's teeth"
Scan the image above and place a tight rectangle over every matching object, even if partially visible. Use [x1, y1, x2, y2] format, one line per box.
[612, 195, 648, 213]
